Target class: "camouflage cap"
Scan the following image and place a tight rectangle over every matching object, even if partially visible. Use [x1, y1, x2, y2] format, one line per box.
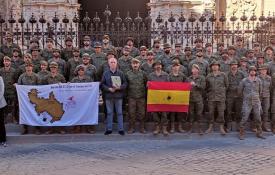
[239, 57, 247, 62]
[152, 60, 163, 67]
[229, 60, 238, 65]
[131, 58, 140, 64]
[40, 60, 48, 66]
[140, 45, 147, 51]
[74, 64, 85, 74]
[3, 56, 11, 61]
[210, 60, 220, 67]
[5, 31, 13, 37]
[228, 45, 236, 50]
[258, 64, 268, 70]
[30, 46, 40, 52]
[65, 37, 73, 42]
[205, 43, 212, 47]
[246, 49, 254, 55]
[192, 64, 200, 71]
[82, 53, 91, 59]
[53, 48, 61, 53]
[94, 42, 102, 48]
[73, 47, 80, 52]
[175, 43, 182, 47]
[147, 50, 154, 55]
[172, 59, 180, 67]
[49, 61, 58, 68]
[106, 50, 116, 56]
[163, 43, 171, 49]
[83, 35, 90, 41]
[184, 46, 192, 51]
[30, 37, 39, 44]
[126, 37, 134, 42]
[12, 48, 20, 53]
[25, 61, 33, 67]
[256, 53, 265, 59]
[248, 66, 257, 72]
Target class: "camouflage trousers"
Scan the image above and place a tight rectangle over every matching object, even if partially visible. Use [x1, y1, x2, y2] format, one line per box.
[260, 97, 270, 122]
[169, 112, 186, 123]
[3, 97, 18, 123]
[128, 98, 146, 126]
[226, 97, 242, 123]
[152, 112, 168, 126]
[240, 100, 262, 129]
[189, 101, 203, 123]
[208, 101, 226, 124]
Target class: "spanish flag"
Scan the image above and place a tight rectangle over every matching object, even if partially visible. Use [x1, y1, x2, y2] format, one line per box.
[147, 81, 192, 112]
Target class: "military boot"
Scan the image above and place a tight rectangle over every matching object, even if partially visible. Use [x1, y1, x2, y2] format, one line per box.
[187, 122, 193, 133]
[162, 125, 169, 136]
[239, 127, 245, 140]
[153, 124, 160, 135]
[262, 122, 271, 132]
[87, 125, 96, 134]
[220, 125, 226, 135]
[170, 122, 175, 134]
[205, 124, 213, 134]
[256, 127, 266, 139]
[226, 122, 232, 133]
[139, 122, 146, 134]
[127, 123, 135, 134]
[197, 123, 204, 135]
[177, 122, 185, 133]
[250, 121, 257, 132]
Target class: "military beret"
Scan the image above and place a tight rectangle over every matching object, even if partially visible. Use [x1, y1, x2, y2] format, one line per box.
[248, 66, 257, 71]
[258, 64, 268, 70]
[229, 60, 238, 65]
[192, 64, 200, 71]
[3, 56, 11, 61]
[49, 61, 58, 68]
[175, 43, 182, 47]
[65, 37, 73, 42]
[140, 46, 147, 51]
[210, 60, 220, 67]
[74, 65, 85, 74]
[82, 53, 91, 58]
[152, 60, 163, 67]
[73, 47, 80, 52]
[126, 37, 134, 42]
[131, 58, 140, 64]
[83, 35, 90, 41]
[94, 42, 102, 48]
[40, 60, 48, 66]
[194, 38, 203, 43]
[103, 34, 110, 40]
[163, 43, 171, 49]
[13, 48, 20, 53]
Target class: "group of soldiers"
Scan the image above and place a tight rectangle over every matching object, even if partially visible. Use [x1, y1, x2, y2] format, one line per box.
[1, 30, 275, 140]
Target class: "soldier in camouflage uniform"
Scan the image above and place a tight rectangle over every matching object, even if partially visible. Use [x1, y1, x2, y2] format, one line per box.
[188, 48, 209, 76]
[41, 38, 54, 61]
[192, 38, 204, 56]
[214, 42, 225, 60]
[258, 64, 272, 132]
[91, 42, 107, 72]
[18, 53, 33, 76]
[148, 60, 170, 136]
[61, 37, 74, 62]
[126, 37, 140, 58]
[256, 53, 265, 69]
[168, 60, 187, 133]
[43, 62, 66, 134]
[205, 60, 228, 135]
[30, 46, 43, 73]
[228, 46, 239, 61]
[66, 47, 82, 81]
[118, 46, 133, 75]
[158, 43, 174, 71]
[152, 39, 164, 60]
[71, 65, 95, 134]
[17, 61, 40, 135]
[80, 35, 94, 57]
[264, 46, 273, 63]
[166, 57, 188, 76]
[0, 31, 21, 57]
[225, 60, 245, 132]
[238, 66, 265, 140]
[253, 42, 261, 56]
[235, 37, 247, 58]
[11, 48, 24, 70]
[173, 43, 184, 62]
[101, 34, 117, 56]
[219, 50, 232, 73]
[81, 53, 97, 81]
[135, 46, 147, 64]
[246, 49, 256, 67]
[187, 64, 206, 135]
[204, 43, 216, 63]
[180, 46, 194, 72]
[126, 58, 147, 134]
[26, 38, 40, 54]
[48, 48, 66, 76]
[0, 56, 18, 123]
[37, 60, 51, 84]
[268, 52, 275, 76]
[141, 50, 155, 75]
[238, 57, 249, 77]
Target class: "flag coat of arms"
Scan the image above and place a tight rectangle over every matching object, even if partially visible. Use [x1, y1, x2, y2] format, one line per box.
[147, 81, 192, 112]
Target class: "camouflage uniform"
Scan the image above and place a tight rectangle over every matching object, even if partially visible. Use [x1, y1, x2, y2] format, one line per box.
[41, 48, 54, 61]
[37, 70, 51, 85]
[226, 68, 245, 127]
[205, 61, 228, 134]
[44, 73, 66, 84]
[158, 53, 174, 71]
[188, 58, 209, 76]
[148, 65, 169, 135]
[126, 63, 147, 133]
[268, 61, 275, 76]
[83, 64, 97, 82]
[48, 58, 66, 76]
[0, 43, 21, 57]
[141, 62, 154, 75]
[61, 47, 74, 62]
[80, 47, 95, 57]
[118, 55, 133, 74]
[238, 67, 264, 139]
[91, 52, 107, 70]
[66, 57, 83, 81]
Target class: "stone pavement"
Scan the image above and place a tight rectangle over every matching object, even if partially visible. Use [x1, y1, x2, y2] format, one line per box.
[2, 133, 275, 175]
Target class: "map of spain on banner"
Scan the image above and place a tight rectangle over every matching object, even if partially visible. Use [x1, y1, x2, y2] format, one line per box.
[147, 81, 192, 112]
[16, 82, 99, 126]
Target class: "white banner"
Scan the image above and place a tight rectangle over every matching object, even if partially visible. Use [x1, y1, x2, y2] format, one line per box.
[16, 82, 99, 126]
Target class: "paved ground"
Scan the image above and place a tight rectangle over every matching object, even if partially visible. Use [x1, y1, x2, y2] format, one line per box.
[1, 133, 275, 175]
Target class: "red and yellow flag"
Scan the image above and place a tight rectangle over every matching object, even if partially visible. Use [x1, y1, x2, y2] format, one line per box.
[147, 81, 192, 112]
